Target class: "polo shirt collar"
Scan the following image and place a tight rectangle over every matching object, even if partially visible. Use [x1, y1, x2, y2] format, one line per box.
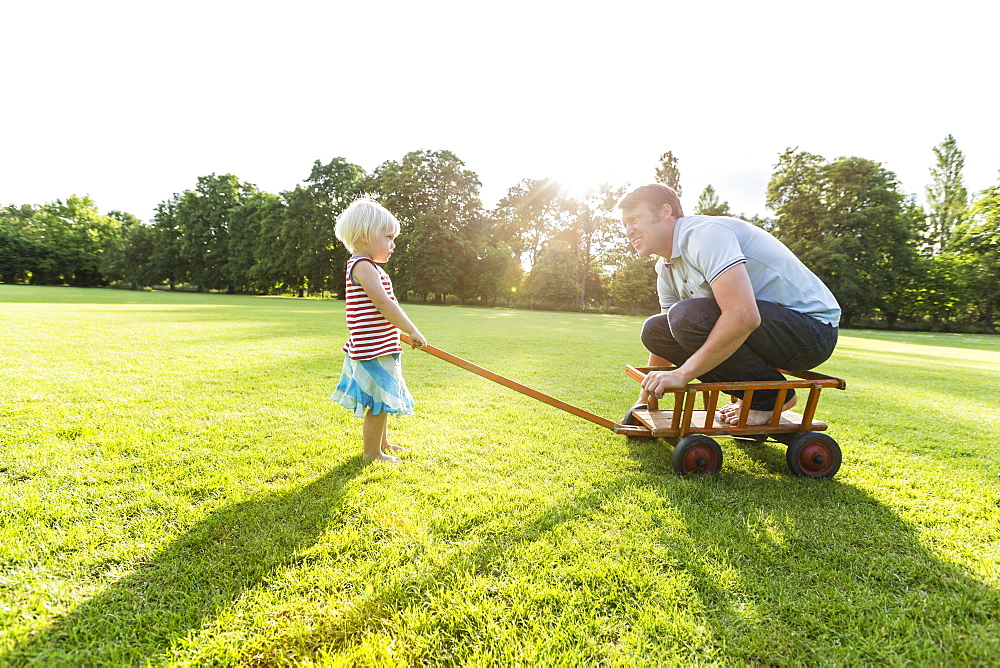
[664, 216, 685, 263]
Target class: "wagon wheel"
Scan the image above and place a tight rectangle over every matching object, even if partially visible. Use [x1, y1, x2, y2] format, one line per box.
[672, 435, 723, 475]
[622, 404, 646, 426]
[621, 404, 652, 440]
[785, 432, 841, 478]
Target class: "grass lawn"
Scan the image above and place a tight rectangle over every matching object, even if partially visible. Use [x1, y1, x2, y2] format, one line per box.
[1, 285, 998, 665]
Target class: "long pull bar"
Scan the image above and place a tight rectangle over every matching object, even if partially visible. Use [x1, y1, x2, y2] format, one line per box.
[402, 333, 618, 430]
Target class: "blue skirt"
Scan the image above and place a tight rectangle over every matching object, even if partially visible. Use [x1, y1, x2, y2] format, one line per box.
[331, 354, 415, 417]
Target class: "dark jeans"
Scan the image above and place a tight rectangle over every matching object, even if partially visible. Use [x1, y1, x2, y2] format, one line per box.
[640, 298, 838, 410]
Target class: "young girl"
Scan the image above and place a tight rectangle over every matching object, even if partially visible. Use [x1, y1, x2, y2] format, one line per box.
[330, 196, 427, 463]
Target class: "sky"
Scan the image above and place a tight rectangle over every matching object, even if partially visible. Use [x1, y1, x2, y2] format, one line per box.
[2, 0, 998, 223]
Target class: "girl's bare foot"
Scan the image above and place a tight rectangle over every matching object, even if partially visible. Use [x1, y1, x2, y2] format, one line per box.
[383, 443, 408, 454]
[719, 395, 797, 426]
[362, 452, 401, 464]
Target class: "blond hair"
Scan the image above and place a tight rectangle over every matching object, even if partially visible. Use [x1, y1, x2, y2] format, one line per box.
[334, 195, 401, 253]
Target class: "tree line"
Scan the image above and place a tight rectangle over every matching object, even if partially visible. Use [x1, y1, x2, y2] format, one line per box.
[2, 138, 998, 331]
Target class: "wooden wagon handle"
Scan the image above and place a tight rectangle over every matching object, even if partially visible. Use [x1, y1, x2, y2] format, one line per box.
[401, 333, 618, 431]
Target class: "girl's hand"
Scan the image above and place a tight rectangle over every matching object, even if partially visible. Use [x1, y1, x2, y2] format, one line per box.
[408, 330, 427, 348]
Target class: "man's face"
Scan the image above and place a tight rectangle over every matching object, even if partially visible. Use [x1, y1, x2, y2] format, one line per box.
[622, 202, 672, 257]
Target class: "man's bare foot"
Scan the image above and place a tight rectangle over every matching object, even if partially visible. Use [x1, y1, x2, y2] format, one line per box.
[362, 452, 401, 464]
[383, 443, 408, 454]
[719, 395, 797, 426]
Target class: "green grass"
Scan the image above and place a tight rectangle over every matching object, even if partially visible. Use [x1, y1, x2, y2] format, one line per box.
[1, 285, 998, 666]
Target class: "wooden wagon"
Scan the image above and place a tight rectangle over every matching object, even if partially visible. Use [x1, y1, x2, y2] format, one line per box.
[619, 366, 846, 477]
[402, 334, 846, 478]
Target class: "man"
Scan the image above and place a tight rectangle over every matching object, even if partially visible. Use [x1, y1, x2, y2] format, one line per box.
[620, 184, 840, 426]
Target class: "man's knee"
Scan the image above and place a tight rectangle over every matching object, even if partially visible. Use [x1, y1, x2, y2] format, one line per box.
[641, 299, 721, 355]
[640, 314, 671, 351]
[666, 298, 720, 347]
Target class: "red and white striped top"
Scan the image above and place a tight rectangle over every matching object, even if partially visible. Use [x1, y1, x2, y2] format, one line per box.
[342, 256, 403, 360]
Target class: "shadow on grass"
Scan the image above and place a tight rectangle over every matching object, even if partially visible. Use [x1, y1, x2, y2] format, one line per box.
[565, 468, 995, 662]
[5, 459, 362, 665]
[232, 437, 1000, 664]
[620, 438, 1000, 663]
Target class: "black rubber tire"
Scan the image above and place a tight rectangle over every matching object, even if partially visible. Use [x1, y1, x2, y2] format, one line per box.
[786, 432, 841, 478]
[622, 404, 647, 426]
[672, 434, 723, 475]
[621, 404, 654, 440]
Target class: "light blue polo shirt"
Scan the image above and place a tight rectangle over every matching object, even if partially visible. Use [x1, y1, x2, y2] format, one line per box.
[655, 215, 841, 327]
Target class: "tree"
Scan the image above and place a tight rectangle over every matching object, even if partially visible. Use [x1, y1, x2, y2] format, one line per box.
[119, 221, 157, 290]
[738, 213, 777, 232]
[925, 134, 969, 255]
[278, 158, 367, 297]
[525, 242, 581, 310]
[175, 174, 258, 292]
[0, 206, 43, 283]
[560, 183, 627, 310]
[148, 195, 184, 290]
[895, 252, 971, 326]
[607, 249, 659, 315]
[879, 198, 926, 327]
[243, 192, 287, 294]
[950, 178, 1000, 328]
[490, 178, 567, 267]
[306, 158, 367, 296]
[695, 185, 731, 216]
[0, 206, 37, 281]
[225, 191, 279, 294]
[371, 150, 484, 302]
[766, 149, 826, 241]
[26, 196, 122, 286]
[470, 243, 522, 307]
[655, 151, 682, 195]
[99, 210, 142, 285]
[767, 149, 919, 326]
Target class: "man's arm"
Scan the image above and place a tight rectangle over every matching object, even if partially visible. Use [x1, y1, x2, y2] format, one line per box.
[640, 263, 760, 398]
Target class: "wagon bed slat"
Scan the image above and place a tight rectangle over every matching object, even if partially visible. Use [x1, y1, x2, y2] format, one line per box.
[631, 408, 828, 438]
